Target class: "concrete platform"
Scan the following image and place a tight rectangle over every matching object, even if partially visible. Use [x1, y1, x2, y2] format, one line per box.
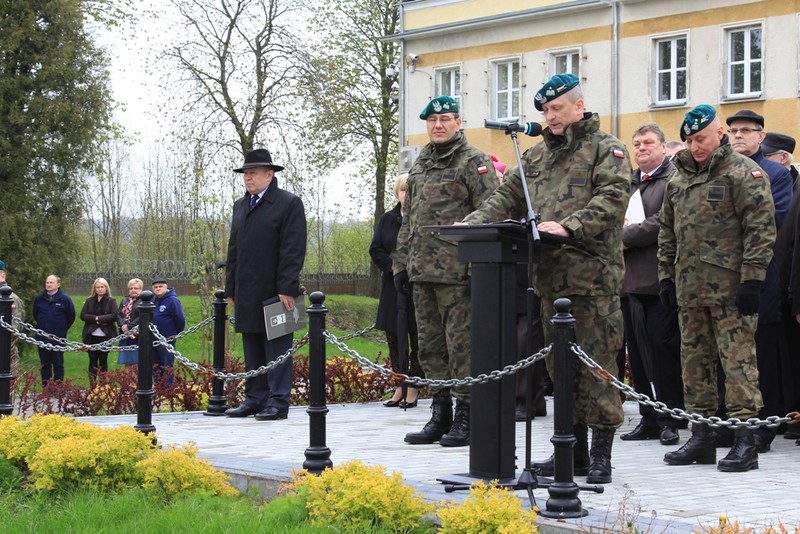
[80, 399, 800, 533]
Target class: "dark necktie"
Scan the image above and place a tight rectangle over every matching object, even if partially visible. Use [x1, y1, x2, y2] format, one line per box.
[250, 195, 258, 210]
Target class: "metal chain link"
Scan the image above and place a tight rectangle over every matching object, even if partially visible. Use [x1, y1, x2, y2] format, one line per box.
[570, 342, 792, 429]
[334, 324, 375, 341]
[151, 323, 308, 381]
[323, 329, 551, 387]
[1, 317, 139, 352]
[168, 315, 215, 341]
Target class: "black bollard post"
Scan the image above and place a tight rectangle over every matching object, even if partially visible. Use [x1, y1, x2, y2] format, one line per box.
[303, 291, 332, 474]
[205, 289, 229, 416]
[541, 298, 587, 518]
[0, 286, 13, 416]
[134, 291, 156, 437]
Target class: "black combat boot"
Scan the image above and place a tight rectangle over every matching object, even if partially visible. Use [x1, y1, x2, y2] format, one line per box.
[717, 427, 759, 472]
[586, 428, 615, 484]
[404, 397, 453, 444]
[532, 423, 589, 476]
[440, 399, 470, 447]
[663, 422, 716, 465]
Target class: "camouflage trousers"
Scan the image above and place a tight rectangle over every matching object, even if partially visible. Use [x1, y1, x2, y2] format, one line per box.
[412, 282, 471, 402]
[679, 305, 762, 419]
[542, 295, 624, 429]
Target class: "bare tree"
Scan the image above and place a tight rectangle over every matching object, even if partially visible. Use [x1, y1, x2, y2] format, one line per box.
[301, 0, 400, 295]
[161, 0, 308, 156]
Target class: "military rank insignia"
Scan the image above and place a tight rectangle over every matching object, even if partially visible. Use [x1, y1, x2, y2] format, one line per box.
[751, 170, 763, 178]
[613, 148, 625, 158]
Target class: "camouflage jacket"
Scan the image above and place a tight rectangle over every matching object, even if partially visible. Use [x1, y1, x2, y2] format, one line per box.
[1, 282, 24, 324]
[463, 112, 631, 298]
[657, 142, 776, 307]
[393, 132, 497, 284]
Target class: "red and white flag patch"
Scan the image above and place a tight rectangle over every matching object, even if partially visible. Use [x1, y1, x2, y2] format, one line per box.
[751, 170, 763, 178]
[477, 165, 489, 174]
[613, 148, 625, 158]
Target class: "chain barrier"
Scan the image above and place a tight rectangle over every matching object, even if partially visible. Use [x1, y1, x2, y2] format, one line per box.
[1, 317, 139, 352]
[334, 324, 375, 341]
[323, 329, 551, 388]
[569, 342, 793, 429]
[150, 323, 308, 381]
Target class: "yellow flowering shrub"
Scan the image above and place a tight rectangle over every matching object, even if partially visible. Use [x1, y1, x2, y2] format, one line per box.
[436, 480, 538, 534]
[0, 414, 97, 468]
[695, 516, 800, 534]
[136, 443, 237, 500]
[27, 424, 156, 492]
[289, 460, 432, 532]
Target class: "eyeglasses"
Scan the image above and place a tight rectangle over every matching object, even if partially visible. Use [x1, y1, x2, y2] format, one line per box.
[728, 127, 762, 135]
[426, 115, 455, 125]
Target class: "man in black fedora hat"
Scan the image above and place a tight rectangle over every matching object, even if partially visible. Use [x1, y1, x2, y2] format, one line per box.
[224, 148, 306, 421]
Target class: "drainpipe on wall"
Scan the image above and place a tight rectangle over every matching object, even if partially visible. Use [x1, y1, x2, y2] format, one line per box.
[398, 0, 407, 147]
[610, 0, 620, 138]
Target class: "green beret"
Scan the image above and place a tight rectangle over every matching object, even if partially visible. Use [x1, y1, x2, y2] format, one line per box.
[0, 259, 4, 271]
[534, 73, 580, 111]
[419, 95, 459, 119]
[680, 104, 717, 141]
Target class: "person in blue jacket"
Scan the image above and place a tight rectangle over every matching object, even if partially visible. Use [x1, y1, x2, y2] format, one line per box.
[32, 274, 76, 385]
[151, 277, 185, 385]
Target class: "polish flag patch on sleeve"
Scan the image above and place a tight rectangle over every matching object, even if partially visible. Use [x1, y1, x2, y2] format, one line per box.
[751, 170, 763, 178]
[477, 165, 489, 174]
[613, 148, 625, 158]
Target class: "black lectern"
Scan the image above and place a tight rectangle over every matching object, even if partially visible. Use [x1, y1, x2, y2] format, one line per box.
[427, 222, 572, 485]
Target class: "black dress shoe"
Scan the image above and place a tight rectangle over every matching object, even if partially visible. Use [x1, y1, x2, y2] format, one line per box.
[784, 426, 800, 439]
[753, 433, 771, 453]
[255, 407, 289, 421]
[399, 400, 417, 409]
[620, 422, 660, 441]
[383, 399, 402, 407]
[224, 404, 262, 417]
[515, 406, 527, 422]
[659, 427, 680, 445]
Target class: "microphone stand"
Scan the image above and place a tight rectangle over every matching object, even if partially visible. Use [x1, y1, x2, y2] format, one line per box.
[504, 124, 543, 508]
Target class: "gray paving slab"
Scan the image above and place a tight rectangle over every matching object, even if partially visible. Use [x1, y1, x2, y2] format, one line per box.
[79, 399, 800, 533]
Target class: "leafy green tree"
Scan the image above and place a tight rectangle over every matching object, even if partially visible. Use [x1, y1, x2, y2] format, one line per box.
[0, 0, 115, 303]
[302, 0, 400, 295]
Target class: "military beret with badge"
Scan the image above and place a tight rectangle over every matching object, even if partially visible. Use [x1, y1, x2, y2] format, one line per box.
[419, 95, 460, 120]
[534, 73, 580, 112]
[680, 104, 717, 141]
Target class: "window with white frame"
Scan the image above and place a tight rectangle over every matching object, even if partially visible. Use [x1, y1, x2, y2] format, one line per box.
[551, 49, 580, 77]
[434, 67, 461, 103]
[493, 59, 520, 120]
[653, 35, 687, 105]
[726, 24, 762, 98]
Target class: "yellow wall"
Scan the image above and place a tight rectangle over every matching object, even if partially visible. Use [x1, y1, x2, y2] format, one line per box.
[404, 0, 571, 31]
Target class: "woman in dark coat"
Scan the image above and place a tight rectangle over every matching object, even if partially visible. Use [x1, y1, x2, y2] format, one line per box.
[369, 173, 423, 408]
[80, 277, 118, 380]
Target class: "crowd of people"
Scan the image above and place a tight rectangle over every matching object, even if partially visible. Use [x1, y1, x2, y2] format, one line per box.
[5, 73, 799, 484]
[0, 265, 185, 386]
[369, 73, 800, 482]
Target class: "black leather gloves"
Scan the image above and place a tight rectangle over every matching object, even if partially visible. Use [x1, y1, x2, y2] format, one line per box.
[658, 279, 678, 311]
[736, 280, 762, 316]
[393, 270, 411, 296]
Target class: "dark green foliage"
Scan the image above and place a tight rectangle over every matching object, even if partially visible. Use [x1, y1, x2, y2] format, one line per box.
[0, 0, 113, 305]
[0, 457, 24, 492]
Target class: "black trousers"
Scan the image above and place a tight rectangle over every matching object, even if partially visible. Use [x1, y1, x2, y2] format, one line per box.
[621, 294, 684, 429]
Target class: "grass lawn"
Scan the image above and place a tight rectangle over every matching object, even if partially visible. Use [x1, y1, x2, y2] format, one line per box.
[17, 293, 387, 388]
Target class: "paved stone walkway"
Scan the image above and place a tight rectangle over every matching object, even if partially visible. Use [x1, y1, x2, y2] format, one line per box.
[80, 399, 800, 533]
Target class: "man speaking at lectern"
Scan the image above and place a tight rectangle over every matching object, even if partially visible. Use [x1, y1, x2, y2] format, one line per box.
[463, 73, 631, 483]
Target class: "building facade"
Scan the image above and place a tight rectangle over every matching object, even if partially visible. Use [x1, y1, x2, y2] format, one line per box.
[393, 0, 800, 168]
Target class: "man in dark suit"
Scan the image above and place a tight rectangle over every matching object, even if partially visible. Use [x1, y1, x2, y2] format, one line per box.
[224, 149, 307, 421]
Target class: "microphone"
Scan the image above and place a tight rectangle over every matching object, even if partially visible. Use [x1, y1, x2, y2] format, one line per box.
[484, 119, 543, 137]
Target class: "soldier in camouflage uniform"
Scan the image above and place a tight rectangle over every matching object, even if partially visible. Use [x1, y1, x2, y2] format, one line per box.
[0, 259, 25, 363]
[658, 105, 776, 473]
[463, 73, 631, 484]
[393, 95, 497, 447]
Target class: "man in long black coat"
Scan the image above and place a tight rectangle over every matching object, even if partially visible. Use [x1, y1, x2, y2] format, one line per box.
[224, 149, 307, 420]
